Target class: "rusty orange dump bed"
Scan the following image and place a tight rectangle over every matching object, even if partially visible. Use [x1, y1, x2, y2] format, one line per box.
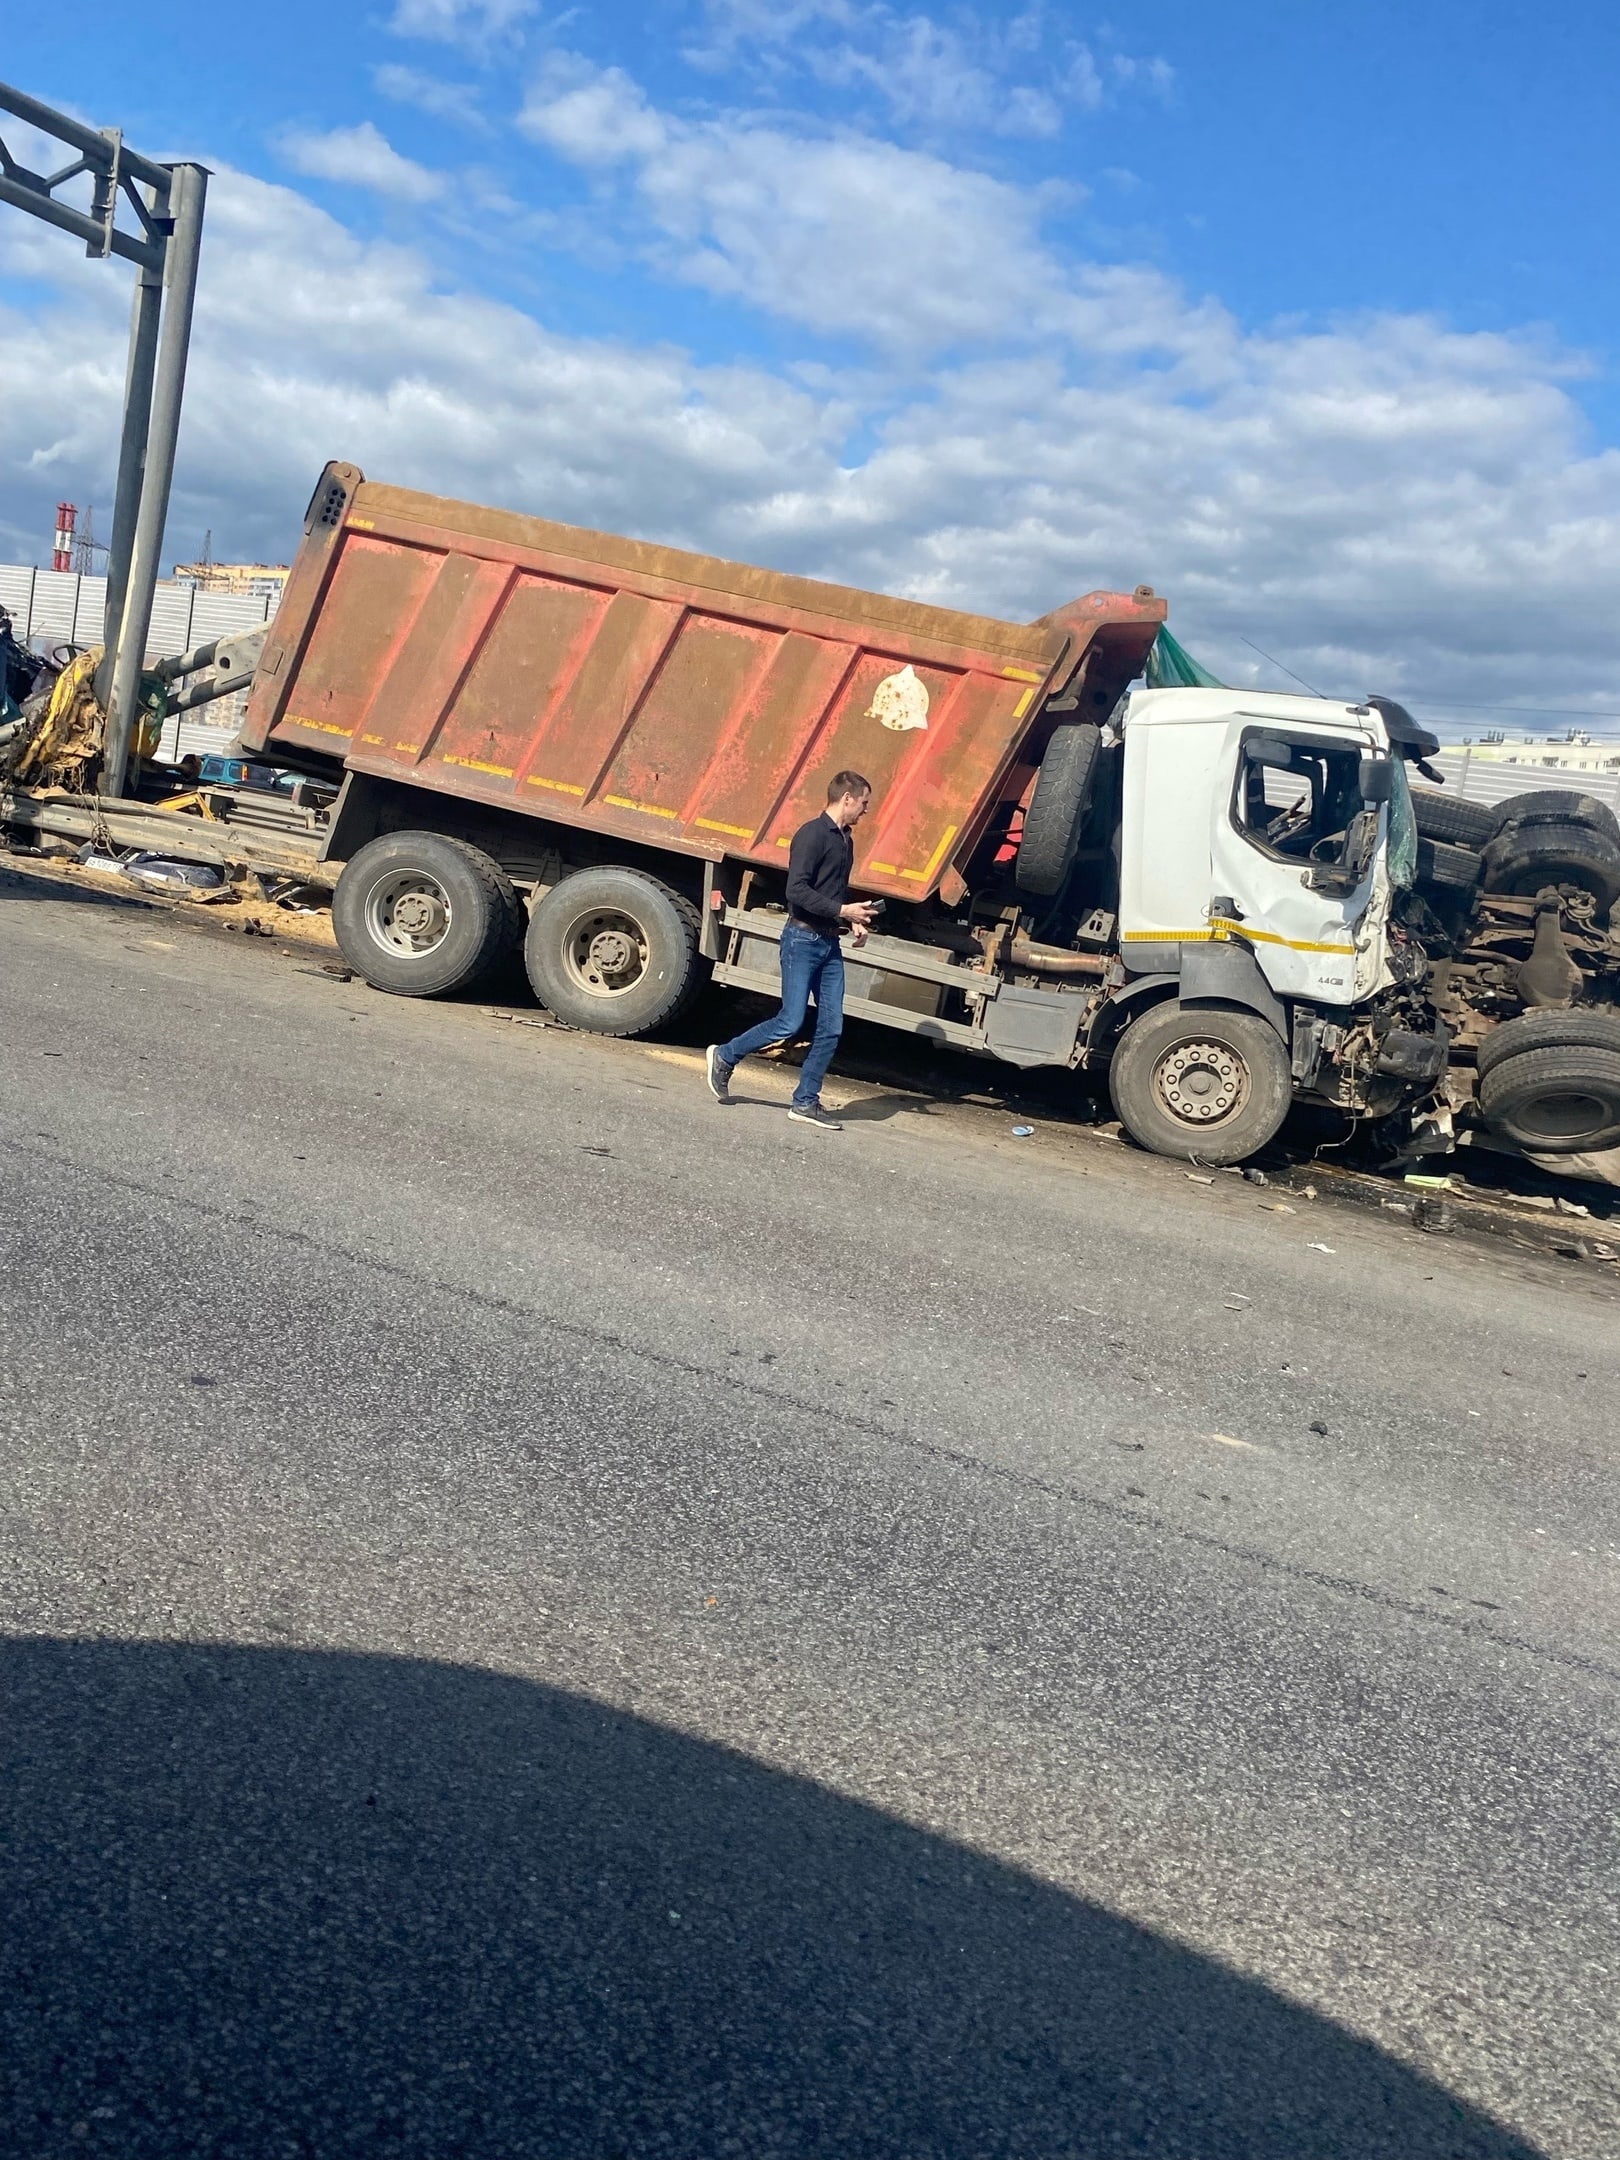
[244, 464, 1163, 903]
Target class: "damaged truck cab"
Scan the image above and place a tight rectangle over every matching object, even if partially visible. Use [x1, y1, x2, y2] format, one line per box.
[1101, 687, 1441, 1160]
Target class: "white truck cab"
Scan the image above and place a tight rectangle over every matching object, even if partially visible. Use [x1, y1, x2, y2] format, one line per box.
[1097, 688, 1432, 1164]
[1117, 687, 1414, 1008]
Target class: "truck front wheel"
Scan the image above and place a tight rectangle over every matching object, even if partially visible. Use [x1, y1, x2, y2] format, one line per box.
[1109, 1000, 1292, 1165]
[525, 867, 702, 1036]
[333, 831, 521, 997]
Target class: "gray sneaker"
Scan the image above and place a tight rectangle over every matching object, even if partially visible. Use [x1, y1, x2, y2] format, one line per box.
[705, 1045, 734, 1103]
[787, 1101, 842, 1132]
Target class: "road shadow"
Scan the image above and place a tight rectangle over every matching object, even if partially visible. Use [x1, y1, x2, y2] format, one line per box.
[833, 1090, 935, 1123]
[1, 1637, 1539, 2159]
[0, 859, 160, 914]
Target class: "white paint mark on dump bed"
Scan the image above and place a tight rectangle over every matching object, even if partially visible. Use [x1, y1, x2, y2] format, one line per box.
[868, 665, 929, 732]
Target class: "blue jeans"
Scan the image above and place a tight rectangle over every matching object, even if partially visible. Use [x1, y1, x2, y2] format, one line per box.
[720, 921, 846, 1108]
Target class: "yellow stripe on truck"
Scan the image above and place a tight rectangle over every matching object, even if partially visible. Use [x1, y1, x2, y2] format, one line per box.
[1123, 923, 1357, 957]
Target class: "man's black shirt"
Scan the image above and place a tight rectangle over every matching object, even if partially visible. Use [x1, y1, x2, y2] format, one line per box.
[785, 811, 855, 931]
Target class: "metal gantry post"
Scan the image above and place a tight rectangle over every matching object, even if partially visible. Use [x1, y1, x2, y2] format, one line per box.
[0, 81, 207, 799]
[102, 163, 207, 793]
[95, 227, 167, 711]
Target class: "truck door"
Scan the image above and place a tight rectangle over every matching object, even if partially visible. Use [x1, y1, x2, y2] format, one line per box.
[1208, 723, 1387, 1006]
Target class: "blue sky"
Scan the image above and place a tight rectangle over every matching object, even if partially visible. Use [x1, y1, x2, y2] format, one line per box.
[5, 2, 1620, 736]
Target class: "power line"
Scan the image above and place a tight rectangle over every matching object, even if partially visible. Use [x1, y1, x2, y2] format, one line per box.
[1390, 695, 1620, 721]
[1235, 640, 1620, 724]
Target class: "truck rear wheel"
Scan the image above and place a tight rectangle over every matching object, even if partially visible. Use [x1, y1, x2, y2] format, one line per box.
[333, 831, 520, 997]
[1109, 999, 1292, 1166]
[1490, 789, 1620, 846]
[1411, 789, 1497, 848]
[1477, 1044, 1620, 1153]
[1415, 836, 1483, 893]
[525, 866, 702, 1036]
[1475, 1006, 1620, 1079]
[1480, 819, 1620, 917]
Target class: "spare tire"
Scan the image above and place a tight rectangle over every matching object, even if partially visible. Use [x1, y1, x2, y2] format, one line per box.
[1480, 819, 1620, 915]
[1411, 789, 1497, 848]
[1491, 788, 1620, 845]
[1477, 1044, 1620, 1153]
[1415, 836, 1482, 892]
[1016, 724, 1102, 897]
[1475, 1006, 1620, 1079]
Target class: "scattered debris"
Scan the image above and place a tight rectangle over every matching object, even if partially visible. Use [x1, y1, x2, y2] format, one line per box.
[269, 879, 328, 914]
[1302, 1183, 1318, 1200]
[1241, 1167, 1269, 1185]
[1414, 1195, 1455, 1234]
[120, 852, 226, 896]
[1555, 1197, 1590, 1217]
[1404, 1172, 1454, 1191]
[1308, 1419, 1329, 1436]
[1306, 1241, 1336, 1254]
[1260, 1201, 1297, 1214]
[75, 844, 128, 875]
[1011, 1124, 1035, 1137]
[483, 1009, 552, 1030]
[1185, 1172, 1215, 1185]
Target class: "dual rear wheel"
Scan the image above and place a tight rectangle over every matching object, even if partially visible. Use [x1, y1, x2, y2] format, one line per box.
[333, 833, 704, 1032]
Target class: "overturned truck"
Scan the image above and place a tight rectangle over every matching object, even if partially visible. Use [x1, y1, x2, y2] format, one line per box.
[11, 460, 1620, 1164]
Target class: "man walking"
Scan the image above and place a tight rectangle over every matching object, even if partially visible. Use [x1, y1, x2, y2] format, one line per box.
[706, 771, 878, 1131]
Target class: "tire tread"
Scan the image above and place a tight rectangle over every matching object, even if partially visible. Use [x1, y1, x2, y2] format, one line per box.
[1477, 1042, 1620, 1153]
[1474, 1005, 1620, 1078]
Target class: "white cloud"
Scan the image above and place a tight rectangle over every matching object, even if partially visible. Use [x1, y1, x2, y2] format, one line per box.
[374, 63, 492, 132]
[4, 151, 1620, 735]
[278, 121, 446, 203]
[0, 166, 839, 576]
[690, 3, 1166, 140]
[387, 0, 537, 46]
[519, 58, 1098, 357]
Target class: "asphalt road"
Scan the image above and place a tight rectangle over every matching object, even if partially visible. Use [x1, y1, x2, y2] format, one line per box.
[2, 863, 1617, 2160]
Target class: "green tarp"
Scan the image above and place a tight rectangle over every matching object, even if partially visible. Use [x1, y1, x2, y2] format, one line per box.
[1144, 626, 1223, 690]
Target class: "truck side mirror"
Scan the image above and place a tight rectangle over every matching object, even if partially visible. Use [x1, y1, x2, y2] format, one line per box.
[1359, 756, 1394, 804]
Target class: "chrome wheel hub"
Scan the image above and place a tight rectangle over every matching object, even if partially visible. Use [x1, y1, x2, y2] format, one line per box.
[365, 871, 451, 956]
[565, 909, 648, 996]
[1156, 1040, 1248, 1124]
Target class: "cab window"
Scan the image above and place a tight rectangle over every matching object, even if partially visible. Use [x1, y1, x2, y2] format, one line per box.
[1233, 731, 1366, 865]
